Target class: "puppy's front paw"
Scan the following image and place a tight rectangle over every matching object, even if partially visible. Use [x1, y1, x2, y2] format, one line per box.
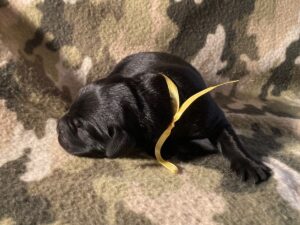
[230, 158, 272, 184]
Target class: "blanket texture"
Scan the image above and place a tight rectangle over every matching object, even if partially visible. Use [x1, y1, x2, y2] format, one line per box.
[0, 0, 300, 224]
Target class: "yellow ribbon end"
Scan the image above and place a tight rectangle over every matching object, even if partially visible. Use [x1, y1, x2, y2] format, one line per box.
[161, 161, 179, 174]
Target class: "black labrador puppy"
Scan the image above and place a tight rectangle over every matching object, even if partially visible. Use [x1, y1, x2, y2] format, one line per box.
[57, 52, 271, 183]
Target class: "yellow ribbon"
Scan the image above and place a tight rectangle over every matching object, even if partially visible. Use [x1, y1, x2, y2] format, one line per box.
[154, 74, 239, 174]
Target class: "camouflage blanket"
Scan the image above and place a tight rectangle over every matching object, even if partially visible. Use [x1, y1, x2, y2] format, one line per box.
[0, 0, 300, 224]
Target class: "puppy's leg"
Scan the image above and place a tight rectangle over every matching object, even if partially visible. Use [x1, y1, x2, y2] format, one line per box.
[175, 139, 218, 162]
[160, 138, 218, 161]
[211, 125, 272, 183]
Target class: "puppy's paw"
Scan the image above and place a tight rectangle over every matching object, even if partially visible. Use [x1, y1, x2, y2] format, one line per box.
[230, 158, 272, 184]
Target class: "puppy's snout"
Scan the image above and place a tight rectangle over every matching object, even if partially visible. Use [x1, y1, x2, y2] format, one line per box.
[58, 127, 63, 135]
[57, 121, 69, 150]
[57, 120, 61, 133]
[57, 119, 65, 136]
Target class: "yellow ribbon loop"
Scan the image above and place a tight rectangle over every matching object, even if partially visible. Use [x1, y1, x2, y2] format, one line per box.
[154, 74, 239, 174]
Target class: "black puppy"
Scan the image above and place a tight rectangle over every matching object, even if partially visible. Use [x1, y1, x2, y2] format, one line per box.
[57, 52, 271, 183]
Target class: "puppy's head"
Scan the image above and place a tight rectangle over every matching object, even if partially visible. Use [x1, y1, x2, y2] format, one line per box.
[57, 81, 136, 158]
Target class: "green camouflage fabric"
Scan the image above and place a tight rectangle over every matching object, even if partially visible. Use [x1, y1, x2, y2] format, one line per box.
[0, 0, 300, 224]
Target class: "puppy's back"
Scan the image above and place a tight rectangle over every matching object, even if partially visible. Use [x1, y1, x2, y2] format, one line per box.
[109, 52, 208, 94]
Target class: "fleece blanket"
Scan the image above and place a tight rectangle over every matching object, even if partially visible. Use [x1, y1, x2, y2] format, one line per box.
[0, 0, 300, 224]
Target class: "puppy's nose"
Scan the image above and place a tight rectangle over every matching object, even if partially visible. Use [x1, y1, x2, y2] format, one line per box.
[58, 128, 63, 135]
[57, 120, 64, 135]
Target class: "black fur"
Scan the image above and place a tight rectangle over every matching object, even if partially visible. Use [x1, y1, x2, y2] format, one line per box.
[57, 52, 271, 183]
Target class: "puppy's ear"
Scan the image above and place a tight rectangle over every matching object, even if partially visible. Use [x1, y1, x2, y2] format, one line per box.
[136, 72, 165, 90]
[105, 127, 135, 158]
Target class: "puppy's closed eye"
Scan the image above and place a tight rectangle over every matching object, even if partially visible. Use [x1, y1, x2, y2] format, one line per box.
[105, 127, 135, 158]
[107, 126, 114, 138]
